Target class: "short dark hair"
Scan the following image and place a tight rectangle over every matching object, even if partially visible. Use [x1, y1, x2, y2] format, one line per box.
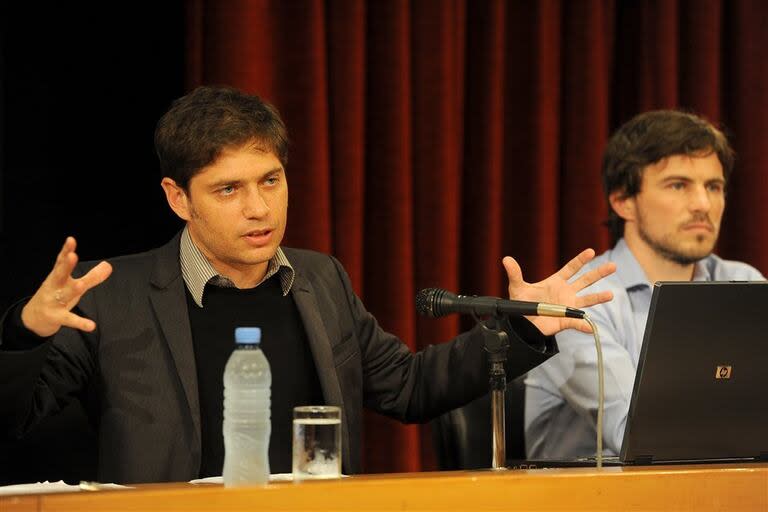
[602, 109, 734, 243]
[154, 85, 289, 190]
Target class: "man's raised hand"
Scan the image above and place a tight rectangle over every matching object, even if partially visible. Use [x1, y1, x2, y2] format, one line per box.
[21, 237, 112, 337]
[503, 248, 615, 335]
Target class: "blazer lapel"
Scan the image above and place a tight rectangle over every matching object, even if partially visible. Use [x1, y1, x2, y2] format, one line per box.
[291, 272, 351, 471]
[148, 235, 201, 451]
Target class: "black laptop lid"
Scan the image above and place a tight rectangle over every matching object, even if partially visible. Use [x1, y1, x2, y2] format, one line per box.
[620, 281, 768, 464]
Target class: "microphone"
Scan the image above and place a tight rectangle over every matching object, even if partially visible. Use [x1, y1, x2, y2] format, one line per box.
[415, 288, 585, 319]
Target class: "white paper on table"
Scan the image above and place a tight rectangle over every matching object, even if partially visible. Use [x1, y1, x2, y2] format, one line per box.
[0, 480, 128, 496]
[1, 473, 346, 495]
[190, 473, 348, 485]
[189, 474, 294, 485]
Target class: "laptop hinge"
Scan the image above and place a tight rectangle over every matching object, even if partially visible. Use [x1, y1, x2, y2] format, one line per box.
[634, 455, 653, 465]
[758, 452, 768, 461]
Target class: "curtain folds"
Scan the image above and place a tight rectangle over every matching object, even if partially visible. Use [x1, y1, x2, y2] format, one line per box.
[186, 0, 768, 473]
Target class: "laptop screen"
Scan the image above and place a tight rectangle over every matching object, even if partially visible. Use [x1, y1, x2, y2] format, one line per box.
[620, 281, 768, 464]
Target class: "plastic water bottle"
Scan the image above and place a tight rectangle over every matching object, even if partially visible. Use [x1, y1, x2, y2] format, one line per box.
[223, 327, 271, 486]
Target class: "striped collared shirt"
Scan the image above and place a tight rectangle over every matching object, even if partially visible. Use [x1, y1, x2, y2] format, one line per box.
[179, 227, 295, 308]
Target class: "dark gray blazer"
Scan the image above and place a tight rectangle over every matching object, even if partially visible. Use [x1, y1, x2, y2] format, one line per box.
[0, 233, 555, 483]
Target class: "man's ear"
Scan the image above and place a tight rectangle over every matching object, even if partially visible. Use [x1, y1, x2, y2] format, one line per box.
[160, 178, 192, 221]
[609, 190, 637, 223]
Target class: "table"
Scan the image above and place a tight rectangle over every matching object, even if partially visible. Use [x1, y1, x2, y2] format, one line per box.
[2, 464, 767, 511]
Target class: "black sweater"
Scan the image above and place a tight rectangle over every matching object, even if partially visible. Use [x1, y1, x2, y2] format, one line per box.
[187, 276, 324, 477]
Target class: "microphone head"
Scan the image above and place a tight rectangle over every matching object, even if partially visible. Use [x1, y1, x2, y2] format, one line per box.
[416, 288, 446, 318]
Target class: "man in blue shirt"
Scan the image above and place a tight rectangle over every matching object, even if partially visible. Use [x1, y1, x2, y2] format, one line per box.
[525, 110, 765, 459]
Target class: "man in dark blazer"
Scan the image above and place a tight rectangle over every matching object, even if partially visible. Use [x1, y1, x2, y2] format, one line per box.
[0, 86, 615, 484]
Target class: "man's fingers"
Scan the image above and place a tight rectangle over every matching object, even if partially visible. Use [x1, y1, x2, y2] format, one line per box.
[61, 311, 97, 332]
[562, 318, 594, 334]
[573, 319, 594, 334]
[56, 280, 87, 308]
[570, 262, 617, 291]
[503, 256, 525, 289]
[58, 236, 77, 258]
[53, 237, 77, 267]
[50, 237, 80, 284]
[575, 290, 614, 309]
[556, 248, 596, 281]
[52, 261, 112, 308]
[20, 238, 108, 337]
[21, 302, 97, 337]
[79, 261, 113, 291]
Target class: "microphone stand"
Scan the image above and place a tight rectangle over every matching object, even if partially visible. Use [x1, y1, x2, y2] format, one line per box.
[478, 317, 510, 470]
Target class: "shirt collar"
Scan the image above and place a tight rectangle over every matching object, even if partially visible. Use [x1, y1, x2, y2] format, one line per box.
[612, 238, 651, 291]
[179, 226, 295, 308]
[613, 237, 714, 290]
[692, 258, 714, 281]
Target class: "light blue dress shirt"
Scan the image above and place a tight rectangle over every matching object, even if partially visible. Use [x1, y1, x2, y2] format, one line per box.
[524, 238, 765, 459]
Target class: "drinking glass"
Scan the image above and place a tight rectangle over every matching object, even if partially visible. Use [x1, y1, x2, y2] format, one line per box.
[292, 405, 342, 481]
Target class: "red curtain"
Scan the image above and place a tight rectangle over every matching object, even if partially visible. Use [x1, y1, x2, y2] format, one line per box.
[185, 0, 768, 472]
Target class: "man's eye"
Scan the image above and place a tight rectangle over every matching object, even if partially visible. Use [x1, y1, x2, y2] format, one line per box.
[265, 176, 279, 186]
[708, 183, 724, 193]
[670, 182, 685, 190]
[220, 186, 235, 195]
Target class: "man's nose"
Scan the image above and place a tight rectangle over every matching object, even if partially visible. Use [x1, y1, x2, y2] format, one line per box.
[689, 185, 712, 212]
[243, 190, 270, 218]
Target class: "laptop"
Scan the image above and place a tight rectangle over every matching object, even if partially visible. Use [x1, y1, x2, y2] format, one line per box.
[513, 281, 768, 469]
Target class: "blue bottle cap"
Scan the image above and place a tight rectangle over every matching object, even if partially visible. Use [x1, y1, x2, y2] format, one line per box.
[234, 327, 262, 344]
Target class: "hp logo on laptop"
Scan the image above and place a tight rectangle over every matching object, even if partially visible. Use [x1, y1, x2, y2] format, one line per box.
[715, 365, 732, 379]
